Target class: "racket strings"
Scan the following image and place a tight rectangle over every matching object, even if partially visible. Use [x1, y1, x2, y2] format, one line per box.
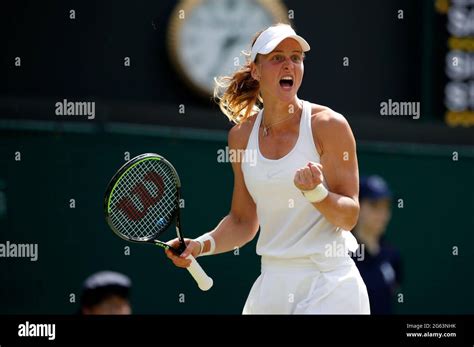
[109, 159, 178, 240]
[113, 162, 175, 239]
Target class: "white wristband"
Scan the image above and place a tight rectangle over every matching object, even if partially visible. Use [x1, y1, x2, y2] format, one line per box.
[194, 233, 216, 257]
[301, 183, 329, 203]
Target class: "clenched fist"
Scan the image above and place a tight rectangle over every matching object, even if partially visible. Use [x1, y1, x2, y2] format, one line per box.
[293, 162, 324, 191]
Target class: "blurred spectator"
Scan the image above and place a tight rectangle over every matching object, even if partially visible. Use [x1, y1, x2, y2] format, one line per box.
[80, 271, 132, 315]
[352, 175, 403, 314]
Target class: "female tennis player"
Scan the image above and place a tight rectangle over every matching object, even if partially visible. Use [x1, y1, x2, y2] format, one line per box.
[166, 23, 370, 314]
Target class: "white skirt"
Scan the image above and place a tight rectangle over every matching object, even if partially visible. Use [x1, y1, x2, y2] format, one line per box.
[242, 254, 370, 314]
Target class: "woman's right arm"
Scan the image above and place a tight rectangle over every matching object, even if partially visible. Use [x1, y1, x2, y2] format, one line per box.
[166, 123, 259, 268]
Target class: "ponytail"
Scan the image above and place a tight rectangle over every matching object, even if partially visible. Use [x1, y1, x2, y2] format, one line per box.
[213, 62, 262, 124]
[213, 30, 265, 124]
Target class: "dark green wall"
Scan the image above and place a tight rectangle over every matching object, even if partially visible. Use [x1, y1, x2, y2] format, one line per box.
[0, 128, 473, 314]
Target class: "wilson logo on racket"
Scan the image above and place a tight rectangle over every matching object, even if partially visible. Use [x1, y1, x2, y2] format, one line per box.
[115, 171, 165, 221]
[105, 153, 213, 291]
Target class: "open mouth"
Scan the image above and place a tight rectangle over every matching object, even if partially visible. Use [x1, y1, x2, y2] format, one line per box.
[279, 76, 294, 89]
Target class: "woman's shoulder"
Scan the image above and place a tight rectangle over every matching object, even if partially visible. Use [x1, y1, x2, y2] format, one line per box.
[228, 113, 258, 150]
[308, 102, 352, 135]
[307, 102, 354, 152]
[308, 103, 347, 124]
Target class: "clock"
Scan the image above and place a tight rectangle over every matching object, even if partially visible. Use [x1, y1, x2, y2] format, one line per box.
[167, 0, 289, 96]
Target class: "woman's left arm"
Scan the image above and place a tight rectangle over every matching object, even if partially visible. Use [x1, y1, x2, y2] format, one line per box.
[293, 110, 359, 230]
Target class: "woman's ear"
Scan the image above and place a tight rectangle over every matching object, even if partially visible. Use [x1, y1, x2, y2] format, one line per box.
[250, 61, 260, 81]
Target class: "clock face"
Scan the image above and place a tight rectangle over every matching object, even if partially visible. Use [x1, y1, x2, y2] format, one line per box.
[168, 0, 288, 95]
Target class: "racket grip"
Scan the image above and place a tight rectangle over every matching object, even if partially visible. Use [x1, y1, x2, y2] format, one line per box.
[185, 254, 213, 291]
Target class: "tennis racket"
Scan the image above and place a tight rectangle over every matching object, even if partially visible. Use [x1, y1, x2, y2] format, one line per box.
[104, 153, 213, 291]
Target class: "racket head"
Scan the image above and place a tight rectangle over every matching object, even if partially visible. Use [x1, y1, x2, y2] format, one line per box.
[104, 153, 181, 243]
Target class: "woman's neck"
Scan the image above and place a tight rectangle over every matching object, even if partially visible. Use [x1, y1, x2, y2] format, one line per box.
[261, 96, 303, 134]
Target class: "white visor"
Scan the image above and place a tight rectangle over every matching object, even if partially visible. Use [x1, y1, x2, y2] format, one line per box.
[250, 24, 310, 62]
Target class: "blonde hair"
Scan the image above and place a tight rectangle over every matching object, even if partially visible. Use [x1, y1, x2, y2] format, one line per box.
[213, 28, 268, 124]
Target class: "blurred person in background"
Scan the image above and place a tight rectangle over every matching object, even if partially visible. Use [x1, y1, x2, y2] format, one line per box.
[80, 271, 132, 315]
[352, 175, 402, 314]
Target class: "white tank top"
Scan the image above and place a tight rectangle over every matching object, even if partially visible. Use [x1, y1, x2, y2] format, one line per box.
[242, 100, 359, 259]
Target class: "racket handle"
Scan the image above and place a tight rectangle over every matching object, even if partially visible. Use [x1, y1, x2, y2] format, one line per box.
[185, 254, 213, 291]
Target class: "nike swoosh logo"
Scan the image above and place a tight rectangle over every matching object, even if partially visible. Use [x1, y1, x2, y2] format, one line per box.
[266, 170, 283, 179]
